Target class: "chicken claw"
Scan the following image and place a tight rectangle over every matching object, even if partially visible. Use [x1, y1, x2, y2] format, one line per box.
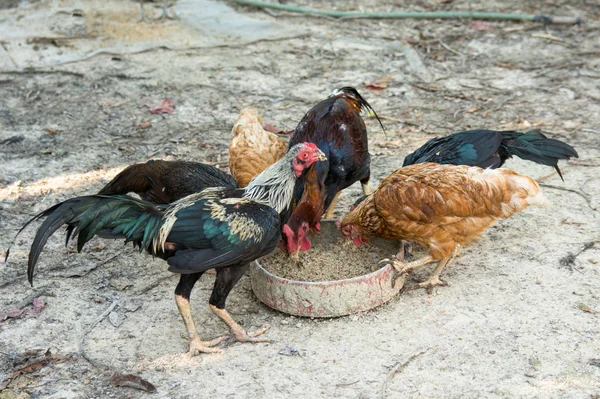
[210, 305, 271, 345]
[418, 276, 448, 289]
[229, 326, 271, 344]
[188, 335, 228, 357]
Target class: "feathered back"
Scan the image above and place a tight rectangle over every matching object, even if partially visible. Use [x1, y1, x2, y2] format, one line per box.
[342, 163, 547, 259]
[98, 160, 237, 203]
[330, 87, 385, 133]
[229, 108, 287, 188]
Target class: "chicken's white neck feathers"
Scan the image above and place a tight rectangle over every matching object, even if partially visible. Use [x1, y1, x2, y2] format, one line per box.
[243, 154, 296, 214]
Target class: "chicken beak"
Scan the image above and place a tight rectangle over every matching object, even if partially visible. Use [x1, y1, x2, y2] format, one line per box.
[316, 149, 327, 161]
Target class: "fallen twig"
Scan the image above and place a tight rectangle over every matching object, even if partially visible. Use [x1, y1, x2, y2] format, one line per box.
[54, 33, 309, 67]
[111, 372, 156, 393]
[0, 69, 85, 78]
[438, 40, 464, 57]
[380, 348, 430, 399]
[536, 170, 560, 182]
[539, 184, 596, 210]
[78, 301, 118, 368]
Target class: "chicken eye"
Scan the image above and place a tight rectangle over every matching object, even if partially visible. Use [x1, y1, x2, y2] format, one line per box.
[303, 152, 308, 159]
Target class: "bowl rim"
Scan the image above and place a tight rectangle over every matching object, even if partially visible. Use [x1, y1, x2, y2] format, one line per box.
[252, 258, 396, 287]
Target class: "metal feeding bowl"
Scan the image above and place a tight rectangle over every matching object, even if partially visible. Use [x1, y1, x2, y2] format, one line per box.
[250, 220, 405, 318]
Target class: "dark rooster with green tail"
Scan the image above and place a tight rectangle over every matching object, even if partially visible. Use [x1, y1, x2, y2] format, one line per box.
[6, 143, 326, 356]
[402, 130, 578, 181]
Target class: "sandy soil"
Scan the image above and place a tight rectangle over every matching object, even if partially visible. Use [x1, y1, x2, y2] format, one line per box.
[1, 0, 599, 398]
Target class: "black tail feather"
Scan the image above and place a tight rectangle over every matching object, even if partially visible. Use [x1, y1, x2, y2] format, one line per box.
[500, 130, 578, 182]
[6, 195, 164, 286]
[4, 203, 64, 266]
[333, 87, 386, 135]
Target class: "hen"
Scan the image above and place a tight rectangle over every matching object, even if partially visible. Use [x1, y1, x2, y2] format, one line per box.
[8, 143, 326, 356]
[99, 159, 237, 203]
[403, 130, 578, 181]
[340, 163, 546, 289]
[281, 87, 384, 256]
[229, 108, 288, 188]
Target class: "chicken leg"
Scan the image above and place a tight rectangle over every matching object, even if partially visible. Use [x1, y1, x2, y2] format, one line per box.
[417, 245, 460, 288]
[325, 192, 341, 219]
[209, 265, 270, 343]
[361, 182, 371, 196]
[175, 273, 228, 356]
[380, 255, 434, 288]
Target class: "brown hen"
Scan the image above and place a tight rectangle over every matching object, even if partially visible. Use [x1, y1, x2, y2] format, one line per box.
[229, 108, 288, 188]
[340, 163, 547, 289]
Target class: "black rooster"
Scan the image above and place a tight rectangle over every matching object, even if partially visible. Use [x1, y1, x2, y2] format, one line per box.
[7, 143, 326, 356]
[98, 160, 237, 204]
[402, 130, 578, 181]
[282, 87, 384, 256]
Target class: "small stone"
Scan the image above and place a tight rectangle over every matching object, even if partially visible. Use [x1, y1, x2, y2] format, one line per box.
[122, 298, 142, 312]
[108, 311, 126, 327]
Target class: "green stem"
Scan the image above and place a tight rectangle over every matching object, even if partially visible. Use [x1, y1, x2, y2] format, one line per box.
[227, 0, 582, 24]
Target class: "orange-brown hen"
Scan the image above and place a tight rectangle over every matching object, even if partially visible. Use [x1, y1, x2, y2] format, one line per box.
[340, 163, 547, 289]
[228, 108, 288, 188]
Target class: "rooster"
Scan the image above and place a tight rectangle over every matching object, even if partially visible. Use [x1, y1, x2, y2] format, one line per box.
[7, 143, 326, 356]
[278, 163, 324, 254]
[99, 159, 237, 203]
[228, 108, 288, 188]
[403, 130, 578, 181]
[281, 87, 384, 257]
[339, 163, 546, 289]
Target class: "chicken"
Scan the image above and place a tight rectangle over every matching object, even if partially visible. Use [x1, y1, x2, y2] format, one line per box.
[7, 143, 326, 356]
[403, 130, 578, 181]
[99, 159, 237, 204]
[339, 163, 547, 289]
[229, 108, 288, 188]
[278, 163, 324, 255]
[281, 87, 384, 257]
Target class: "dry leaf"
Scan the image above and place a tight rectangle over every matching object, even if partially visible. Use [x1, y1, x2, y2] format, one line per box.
[496, 62, 521, 70]
[471, 21, 495, 31]
[578, 303, 597, 314]
[532, 33, 564, 42]
[46, 127, 63, 135]
[364, 75, 393, 93]
[136, 120, 152, 130]
[149, 98, 174, 114]
[111, 373, 157, 393]
[464, 107, 480, 114]
[1, 349, 69, 390]
[31, 298, 45, 313]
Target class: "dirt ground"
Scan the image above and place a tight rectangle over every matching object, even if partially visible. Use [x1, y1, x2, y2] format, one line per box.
[1, 0, 599, 397]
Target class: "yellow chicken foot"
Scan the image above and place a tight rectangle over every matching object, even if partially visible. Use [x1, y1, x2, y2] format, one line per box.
[325, 192, 341, 219]
[209, 305, 271, 344]
[175, 295, 227, 356]
[380, 255, 434, 274]
[361, 182, 371, 196]
[417, 257, 451, 289]
[380, 255, 434, 287]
